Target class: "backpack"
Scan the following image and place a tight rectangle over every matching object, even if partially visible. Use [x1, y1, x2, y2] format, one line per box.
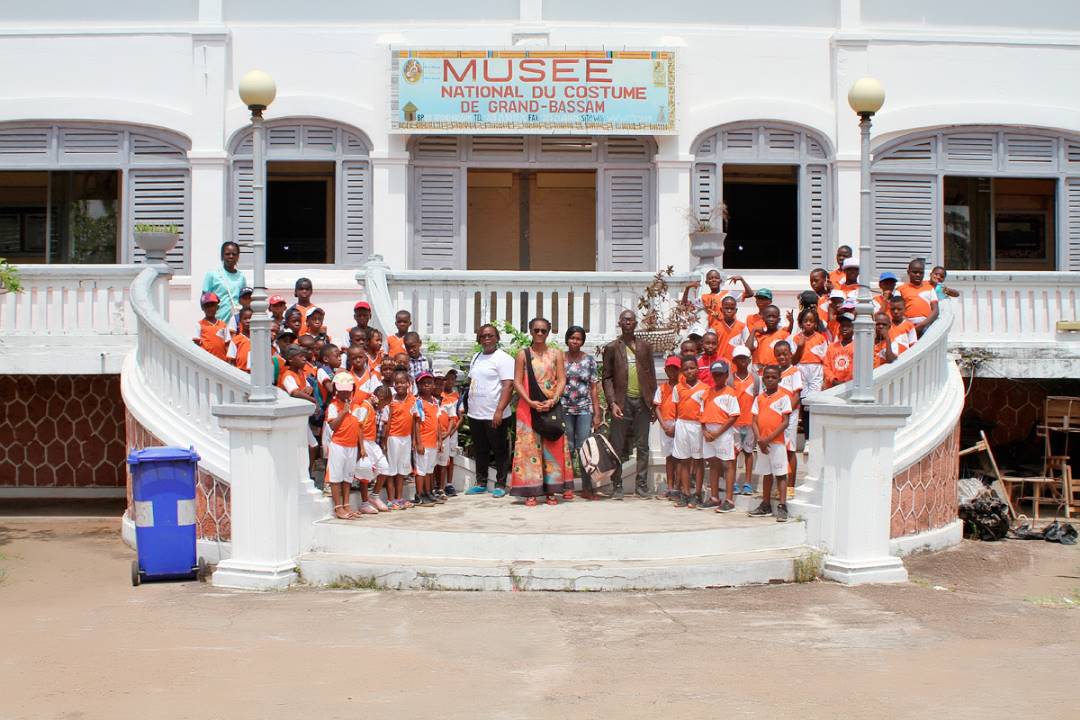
[577, 432, 621, 488]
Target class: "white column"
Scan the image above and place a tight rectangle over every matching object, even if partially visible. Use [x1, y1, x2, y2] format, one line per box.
[370, 134, 411, 271]
[187, 154, 228, 301]
[832, 39, 870, 260]
[210, 399, 313, 590]
[654, 144, 693, 273]
[812, 402, 911, 585]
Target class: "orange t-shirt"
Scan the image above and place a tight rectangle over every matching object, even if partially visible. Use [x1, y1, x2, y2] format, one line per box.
[794, 331, 828, 365]
[752, 328, 791, 368]
[327, 398, 361, 448]
[714, 319, 748, 362]
[824, 341, 854, 387]
[874, 340, 891, 368]
[728, 372, 758, 428]
[897, 282, 937, 321]
[673, 381, 708, 422]
[413, 396, 441, 450]
[387, 334, 407, 358]
[197, 318, 230, 361]
[227, 333, 251, 372]
[277, 367, 307, 395]
[745, 312, 765, 335]
[818, 295, 838, 340]
[357, 400, 378, 442]
[888, 320, 917, 356]
[828, 268, 846, 289]
[652, 382, 678, 423]
[440, 392, 460, 434]
[387, 392, 416, 437]
[702, 386, 740, 427]
[752, 389, 794, 445]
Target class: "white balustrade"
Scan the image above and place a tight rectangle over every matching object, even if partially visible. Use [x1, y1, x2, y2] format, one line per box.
[948, 271, 1079, 344]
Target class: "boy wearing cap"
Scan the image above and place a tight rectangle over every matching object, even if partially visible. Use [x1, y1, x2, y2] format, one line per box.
[348, 300, 372, 340]
[227, 307, 253, 373]
[748, 366, 794, 522]
[193, 292, 231, 362]
[747, 305, 791, 372]
[234, 287, 253, 330]
[824, 313, 856, 388]
[838, 257, 860, 298]
[702, 361, 741, 512]
[745, 288, 774, 335]
[874, 272, 898, 314]
[672, 356, 707, 507]
[325, 373, 365, 520]
[888, 296, 918, 356]
[653, 355, 682, 498]
[305, 306, 330, 344]
[728, 346, 759, 496]
[268, 295, 287, 322]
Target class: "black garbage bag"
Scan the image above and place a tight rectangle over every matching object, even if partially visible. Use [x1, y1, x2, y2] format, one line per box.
[958, 488, 1010, 541]
[1043, 520, 1078, 545]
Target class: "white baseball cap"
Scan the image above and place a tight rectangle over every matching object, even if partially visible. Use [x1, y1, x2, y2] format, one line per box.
[731, 345, 751, 359]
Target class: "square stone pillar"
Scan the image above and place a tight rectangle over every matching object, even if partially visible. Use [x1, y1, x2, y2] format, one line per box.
[210, 399, 313, 590]
[812, 402, 911, 585]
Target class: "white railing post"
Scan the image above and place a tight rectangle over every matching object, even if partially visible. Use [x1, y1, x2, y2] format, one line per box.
[360, 255, 397, 338]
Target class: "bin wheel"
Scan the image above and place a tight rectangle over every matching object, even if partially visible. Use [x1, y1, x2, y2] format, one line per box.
[130, 560, 141, 587]
[196, 557, 208, 583]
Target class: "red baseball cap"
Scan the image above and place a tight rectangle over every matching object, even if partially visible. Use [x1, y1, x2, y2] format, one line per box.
[268, 295, 286, 306]
[199, 291, 219, 305]
[664, 355, 682, 369]
[354, 301, 371, 311]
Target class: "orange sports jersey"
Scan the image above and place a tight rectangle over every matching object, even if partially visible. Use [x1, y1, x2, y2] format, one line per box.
[387, 334, 406, 358]
[357, 400, 378, 442]
[440, 392, 460, 432]
[387, 392, 416, 437]
[751, 328, 790, 367]
[874, 340, 891, 368]
[277, 366, 306, 395]
[795, 331, 828, 365]
[728, 371, 758, 427]
[714, 319, 748, 362]
[818, 295, 839, 340]
[897, 282, 937, 320]
[888, 320, 917, 356]
[745, 313, 765, 335]
[652, 382, 678, 423]
[227, 333, 251, 372]
[413, 396, 441, 450]
[779, 365, 803, 400]
[752, 390, 793, 445]
[828, 268, 846, 289]
[197, 318, 230, 361]
[837, 283, 859, 299]
[673, 381, 708, 422]
[701, 386, 740, 426]
[367, 351, 385, 377]
[327, 398, 361, 448]
[873, 294, 892, 314]
[824, 341, 854, 387]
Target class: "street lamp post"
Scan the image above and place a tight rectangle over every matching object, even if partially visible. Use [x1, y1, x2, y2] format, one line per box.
[238, 70, 277, 403]
[847, 77, 885, 404]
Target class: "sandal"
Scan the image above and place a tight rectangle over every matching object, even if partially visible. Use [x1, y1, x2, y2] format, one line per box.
[546, 496, 558, 506]
[333, 505, 352, 520]
[525, 497, 538, 507]
[562, 490, 575, 501]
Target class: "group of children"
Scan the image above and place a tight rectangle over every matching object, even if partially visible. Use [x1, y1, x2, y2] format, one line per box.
[194, 278, 460, 519]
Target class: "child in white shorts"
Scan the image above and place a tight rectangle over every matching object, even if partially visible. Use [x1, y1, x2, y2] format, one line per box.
[672, 356, 707, 507]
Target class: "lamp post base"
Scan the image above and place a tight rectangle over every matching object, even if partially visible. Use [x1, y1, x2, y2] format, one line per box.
[212, 559, 298, 591]
[823, 556, 908, 586]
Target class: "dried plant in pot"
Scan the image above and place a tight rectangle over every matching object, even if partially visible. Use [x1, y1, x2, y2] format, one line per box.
[683, 203, 728, 269]
[635, 266, 698, 354]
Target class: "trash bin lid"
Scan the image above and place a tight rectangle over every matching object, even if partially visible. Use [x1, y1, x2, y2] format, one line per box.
[127, 446, 201, 466]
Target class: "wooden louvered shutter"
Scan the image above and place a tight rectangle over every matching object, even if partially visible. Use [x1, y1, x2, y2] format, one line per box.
[602, 168, 652, 271]
[693, 163, 719, 224]
[805, 165, 828, 268]
[128, 169, 190, 270]
[341, 161, 370, 265]
[230, 161, 255, 265]
[872, 175, 937, 274]
[1065, 179, 1080, 271]
[412, 166, 461, 270]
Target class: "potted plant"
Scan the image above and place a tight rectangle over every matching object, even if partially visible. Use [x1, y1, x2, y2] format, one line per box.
[0, 257, 22, 294]
[133, 223, 180, 264]
[683, 203, 728, 269]
[635, 266, 698, 354]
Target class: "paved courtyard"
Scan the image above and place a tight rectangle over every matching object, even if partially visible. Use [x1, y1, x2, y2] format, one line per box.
[1, 515, 1078, 720]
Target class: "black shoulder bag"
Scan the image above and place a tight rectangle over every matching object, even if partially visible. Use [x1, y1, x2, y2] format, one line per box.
[525, 348, 567, 441]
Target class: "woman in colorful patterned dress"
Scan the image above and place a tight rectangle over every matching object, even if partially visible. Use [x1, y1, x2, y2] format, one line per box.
[510, 317, 574, 506]
[562, 325, 601, 499]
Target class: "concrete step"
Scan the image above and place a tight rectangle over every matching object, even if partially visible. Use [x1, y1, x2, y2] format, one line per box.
[297, 546, 821, 591]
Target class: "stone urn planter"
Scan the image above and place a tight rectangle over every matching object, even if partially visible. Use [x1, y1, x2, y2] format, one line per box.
[637, 327, 680, 355]
[689, 230, 727, 269]
[133, 231, 179, 264]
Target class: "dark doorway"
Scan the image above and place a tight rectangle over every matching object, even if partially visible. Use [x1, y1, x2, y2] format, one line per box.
[267, 161, 334, 263]
[722, 164, 798, 269]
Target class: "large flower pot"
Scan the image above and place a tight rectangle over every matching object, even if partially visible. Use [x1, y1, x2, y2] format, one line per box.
[134, 231, 179, 264]
[636, 327, 679, 355]
[689, 231, 726, 269]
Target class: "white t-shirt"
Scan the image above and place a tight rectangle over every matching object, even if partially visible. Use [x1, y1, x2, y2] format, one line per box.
[467, 349, 515, 420]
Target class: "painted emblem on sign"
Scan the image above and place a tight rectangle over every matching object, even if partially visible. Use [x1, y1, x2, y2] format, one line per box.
[403, 58, 423, 84]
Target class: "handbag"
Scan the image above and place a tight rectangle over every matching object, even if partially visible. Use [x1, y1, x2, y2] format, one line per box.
[525, 348, 566, 441]
[459, 352, 481, 415]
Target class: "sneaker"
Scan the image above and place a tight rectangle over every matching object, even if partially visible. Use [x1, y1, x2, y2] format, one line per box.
[747, 502, 772, 517]
[492, 487, 507, 498]
[418, 495, 435, 507]
[716, 499, 736, 513]
[686, 495, 699, 509]
[700, 497, 718, 510]
[465, 485, 488, 495]
[775, 504, 789, 522]
[741, 483, 753, 495]
[372, 496, 389, 512]
[635, 487, 652, 499]
[673, 493, 688, 508]
[444, 485, 458, 497]
[610, 486, 625, 501]
[433, 491, 447, 504]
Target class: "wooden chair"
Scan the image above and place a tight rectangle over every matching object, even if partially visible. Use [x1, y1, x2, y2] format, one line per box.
[1048, 456, 1079, 519]
[977, 431, 1061, 524]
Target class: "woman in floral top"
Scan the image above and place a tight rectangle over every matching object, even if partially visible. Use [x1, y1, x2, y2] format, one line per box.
[562, 325, 601, 498]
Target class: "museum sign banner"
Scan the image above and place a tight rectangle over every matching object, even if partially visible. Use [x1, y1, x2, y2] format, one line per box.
[390, 49, 676, 133]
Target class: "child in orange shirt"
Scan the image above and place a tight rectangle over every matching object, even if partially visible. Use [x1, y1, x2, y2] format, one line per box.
[713, 296, 749, 362]
[227, 307, 253, 372]
[888, 296, 918, 356]
[324, 373, 364, 520]
[436, 369, 461, 497]
[774, 340, 803, 494]
[897, 258, 939, 334]
[268, 294, 287, 323]
[828, 245, 853, 289]
[672, 356, 708, 508]
[287, 277, 317, 335]
[728, 346, 760, 496]
[384, 370, 416, 509]
[193, 292, 231, 361]
[747, 305, 792, 371]
[387, 310, 412, 357]
[351, 384, 391, 515]
[874, 312, 898, 367]
[792, 308, 828, 394]
[305, 306, 330, 344]
[824, 313, 856, 388]
[683, 269, 753, 334]
[412, 372, 443, 507]
[653, 355, 682, 498]
[748, 366, 794, 522]
[365, 328, 385, 377]
[744, 288, 774, 335]
[701, 361, 741, 512]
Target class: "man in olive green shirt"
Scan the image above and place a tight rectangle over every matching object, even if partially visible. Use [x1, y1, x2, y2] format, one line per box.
[602, 310, 657, 499]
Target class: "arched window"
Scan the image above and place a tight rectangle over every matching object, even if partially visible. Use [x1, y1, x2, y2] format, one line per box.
[0, 122, 189, 269]
[871, 126, 1080, 272]
[691, 122, 832, 270]
[228, 119, 372, 266]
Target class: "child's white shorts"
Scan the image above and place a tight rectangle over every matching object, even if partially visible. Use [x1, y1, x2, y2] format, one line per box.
[386, 435, 414, 476]
[702, 425, 735, 461]
[758, 442, 789, 476]
[672, 419, 703, 460]
[325, 443, 358, 484]
[784, 413, 798, 452]
[658, 424, 675, 457]
[435, 443, 451, 467]
[733, 425, 756, 453]
[306, 425, 318, 449]
[353, 440, 390, 481]
[414, 447, 438, 475]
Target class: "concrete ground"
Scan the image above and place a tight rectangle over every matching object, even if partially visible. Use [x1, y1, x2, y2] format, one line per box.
[1, 514, 1079, 720]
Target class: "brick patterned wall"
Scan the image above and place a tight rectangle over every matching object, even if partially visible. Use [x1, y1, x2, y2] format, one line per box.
[0, 375, 127, 488]
[124, 410, 231, 542]
[891, 425, 960, 538]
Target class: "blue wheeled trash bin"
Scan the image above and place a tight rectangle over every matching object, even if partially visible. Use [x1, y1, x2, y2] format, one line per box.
[127, 446, 207, 586]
